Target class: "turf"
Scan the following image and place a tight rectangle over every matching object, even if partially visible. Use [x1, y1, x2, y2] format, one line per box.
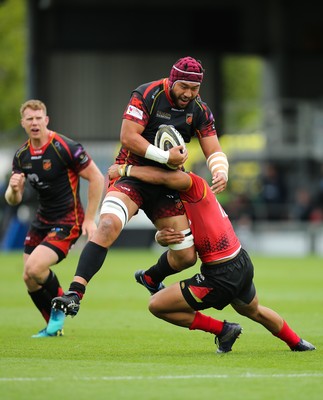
[0, 249, 322, 400]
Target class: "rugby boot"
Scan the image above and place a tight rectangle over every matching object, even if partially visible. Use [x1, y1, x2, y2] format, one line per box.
[215, 320, 243, 353]
[291, 339, 316, 351]
[134, 270, 165, 295]
[32, 327, 64, 338]
[52, 291, 80, 316]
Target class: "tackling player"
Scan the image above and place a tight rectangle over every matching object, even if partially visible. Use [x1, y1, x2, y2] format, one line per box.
[108, 163, 316, 353]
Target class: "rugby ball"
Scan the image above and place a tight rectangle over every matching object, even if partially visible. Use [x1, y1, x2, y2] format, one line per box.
[154, 125, 186, 169]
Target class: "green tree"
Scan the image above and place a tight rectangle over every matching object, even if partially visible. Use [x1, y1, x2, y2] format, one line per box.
[222, 55, 263, 133]
[0, 0, 26, 136]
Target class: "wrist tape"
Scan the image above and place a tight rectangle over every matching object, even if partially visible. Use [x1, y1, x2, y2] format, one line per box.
[206, 152, 229, 181]
[118, 164, 133, 177]
[145, 144, 169, 164]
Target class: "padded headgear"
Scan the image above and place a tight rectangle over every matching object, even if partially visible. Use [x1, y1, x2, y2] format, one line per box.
[169, 57, 204, 88]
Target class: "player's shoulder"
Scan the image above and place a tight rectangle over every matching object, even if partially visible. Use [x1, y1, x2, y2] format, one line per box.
[51, 133, 90, 167]
[194, 94, 209, 109]
[52, 132, 74, 145]
[134, 78, 165, 99]
[14, 140, 29, 158]
[52, 132, 83, 151]
[50, 132, 81, 160]
[180, 171, 206, 200]
[188, 171, 202, 181]
[188, 171, 207, 187]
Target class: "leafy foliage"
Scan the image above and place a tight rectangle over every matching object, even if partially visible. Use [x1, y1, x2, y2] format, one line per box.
[222, 56, 264, 132]
[0, 0, 26, 134]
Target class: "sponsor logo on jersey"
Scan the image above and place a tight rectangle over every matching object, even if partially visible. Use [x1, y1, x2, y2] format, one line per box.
[79, 153, 89, 164]
[48, 227, 63, 238]
[120, 185, 131, 192]
[151, 88, 160, 98]
[156, 110, 171, 120]
[22, 163, 32, 169]
[126, 105, 143, 120]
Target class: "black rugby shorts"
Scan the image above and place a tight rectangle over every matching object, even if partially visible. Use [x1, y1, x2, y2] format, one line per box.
[180, 249, 256, 311]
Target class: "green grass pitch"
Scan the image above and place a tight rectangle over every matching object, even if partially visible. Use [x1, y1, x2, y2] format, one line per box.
[0, 249, 322, 400]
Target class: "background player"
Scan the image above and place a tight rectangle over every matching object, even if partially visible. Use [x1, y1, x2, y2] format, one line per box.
[5, 99, 104, 337]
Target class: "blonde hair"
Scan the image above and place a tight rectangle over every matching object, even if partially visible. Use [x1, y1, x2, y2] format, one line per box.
[20, 99, 47, 117]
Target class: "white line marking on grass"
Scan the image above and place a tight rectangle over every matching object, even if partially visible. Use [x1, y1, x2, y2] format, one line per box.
[1, 373, 323, 382]
[79, 373, 323, 380]
[0, 377, 53, 381]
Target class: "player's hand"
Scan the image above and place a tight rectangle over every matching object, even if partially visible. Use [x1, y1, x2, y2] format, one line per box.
[155, 228, 185, 246]
[108, 164, 120, 180]
[168, 145, 188, 167]
[82, 219, 97, 240]
[211, 172, 227, 194]
[10, 173, 25, 192]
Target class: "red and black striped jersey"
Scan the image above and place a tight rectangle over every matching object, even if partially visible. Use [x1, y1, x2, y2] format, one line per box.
[116, 78, 217, 167]
[11, 131, 92, 225]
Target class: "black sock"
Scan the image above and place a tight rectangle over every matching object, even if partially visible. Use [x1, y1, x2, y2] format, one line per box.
[69, 282, 86, 299]
[74, 241, 108, 283]
[145, 251, 178, 283]
[42, 270, 62, 298]
[29, 287, 52, 322]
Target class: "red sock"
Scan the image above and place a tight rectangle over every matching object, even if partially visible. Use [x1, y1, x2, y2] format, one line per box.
[189, 311, 224, 334]
[273, 320, 300, 348]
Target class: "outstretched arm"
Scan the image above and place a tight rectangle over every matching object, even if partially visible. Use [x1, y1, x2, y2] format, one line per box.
[108, 163, 191, 192]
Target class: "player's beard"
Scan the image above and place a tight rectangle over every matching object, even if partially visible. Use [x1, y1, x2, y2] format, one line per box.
[170, 90, 196, 109]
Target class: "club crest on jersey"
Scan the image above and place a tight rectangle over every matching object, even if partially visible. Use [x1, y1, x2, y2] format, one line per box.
[175, 198, 183, 210]
[43, 159, 52, 171]
[186, 113, 193, 125]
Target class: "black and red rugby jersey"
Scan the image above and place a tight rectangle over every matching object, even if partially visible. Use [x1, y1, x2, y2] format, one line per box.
[116, 78, 217, 167]
[11, 131, 92, 224]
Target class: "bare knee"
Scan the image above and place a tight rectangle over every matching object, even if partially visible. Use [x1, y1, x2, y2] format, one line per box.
[96, 215, 122, 247]
[23, 261, 46, 287]
[148, 296, 163, 318]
